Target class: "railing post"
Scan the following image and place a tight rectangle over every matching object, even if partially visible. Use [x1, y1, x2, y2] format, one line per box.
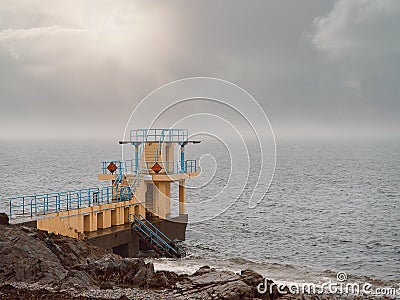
[45, 194, 49, 214]
[134, 143, 139, 174]
[9, 199, 12, 219]
[180, 144, 185, 173]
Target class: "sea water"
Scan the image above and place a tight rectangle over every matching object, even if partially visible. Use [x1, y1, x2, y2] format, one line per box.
[0, 138, 398, 285]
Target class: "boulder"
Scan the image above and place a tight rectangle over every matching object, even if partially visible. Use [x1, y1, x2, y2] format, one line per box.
[0, 213, 9, 225]
[99, 281, 113, 290]
[193, 265, 212, 276]
[240, 269, 264, 287]
[191, 269, 241, 286]
[215, 280, 253, 299]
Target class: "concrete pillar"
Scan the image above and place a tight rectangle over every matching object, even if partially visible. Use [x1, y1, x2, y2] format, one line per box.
[179, 179, 185, 215]
[165, 183, 171, 217]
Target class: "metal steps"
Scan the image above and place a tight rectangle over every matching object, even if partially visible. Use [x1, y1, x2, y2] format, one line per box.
[132, 215, 186, 258]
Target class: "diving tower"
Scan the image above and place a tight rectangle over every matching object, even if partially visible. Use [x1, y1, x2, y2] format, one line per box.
[7, 129, 200, 257]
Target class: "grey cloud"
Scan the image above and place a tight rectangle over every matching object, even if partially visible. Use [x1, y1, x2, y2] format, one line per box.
[312, 0, 400, 59]
[0, 0, 398, 139]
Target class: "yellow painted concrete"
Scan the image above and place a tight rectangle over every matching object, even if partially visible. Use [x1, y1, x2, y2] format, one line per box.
[39, 140, 194, 239]
[37, 198, 145, 239]
[153, 181, 171, 219]
[98, 174, 117, 181]
[179, 179, 186, 215]
[150, 172, 199, 182]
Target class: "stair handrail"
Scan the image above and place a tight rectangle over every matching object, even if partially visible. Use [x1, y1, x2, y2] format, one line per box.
[133, 215, 184, 256]
[134, 220, 167, 253]
[133, 214, 185, 256]
[133, 218, 178, 256]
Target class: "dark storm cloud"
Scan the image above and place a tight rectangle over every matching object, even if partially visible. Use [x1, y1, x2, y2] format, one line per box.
[0, 0, 398, 139]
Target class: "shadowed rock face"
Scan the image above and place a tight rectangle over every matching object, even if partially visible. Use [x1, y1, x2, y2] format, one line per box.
[0, 224, 108, 284]
[0, 213, 9, 225]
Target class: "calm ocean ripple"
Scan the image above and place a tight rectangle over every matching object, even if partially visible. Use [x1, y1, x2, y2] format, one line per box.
[0, 139, 399, 283]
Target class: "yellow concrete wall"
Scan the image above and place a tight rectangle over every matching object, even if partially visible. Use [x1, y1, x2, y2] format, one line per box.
[153, 181, 171, 219]
[162, 143, 175, 173]
[37, 198, 146, 239]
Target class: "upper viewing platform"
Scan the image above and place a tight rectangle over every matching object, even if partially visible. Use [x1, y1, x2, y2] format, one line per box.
[120, 128, 200, 144]
[100, 128, 200, 181]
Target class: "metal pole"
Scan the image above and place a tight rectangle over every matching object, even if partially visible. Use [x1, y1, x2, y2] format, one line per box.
[135, 144, 139, 174]
[180, 144, 185, 173]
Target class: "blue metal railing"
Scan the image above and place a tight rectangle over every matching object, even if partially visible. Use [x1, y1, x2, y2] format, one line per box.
[132, 214, 186, 257]
[103, 160, 198, 175]
[102, 140, 145, 175]
[179, 159, 197, 173]
[102, 160, 127, 175]
[144, 160, 197, 174]
[130, 128, 188, 143]
[8, 185, 132, 219]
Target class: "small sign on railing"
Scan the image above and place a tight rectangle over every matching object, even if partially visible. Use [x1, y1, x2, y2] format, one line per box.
[107, 162, 118, 174]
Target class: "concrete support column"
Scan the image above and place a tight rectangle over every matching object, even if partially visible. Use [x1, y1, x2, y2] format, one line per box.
[165, 183, 171, 217]
[154, 181, 171, 219]
[179, 179, 186, 215]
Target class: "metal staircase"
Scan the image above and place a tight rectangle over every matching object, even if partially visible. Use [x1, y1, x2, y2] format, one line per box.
[132, 214, 186, 258]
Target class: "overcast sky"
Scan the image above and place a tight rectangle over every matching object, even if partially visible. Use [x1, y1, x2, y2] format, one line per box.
[0, 0, 399, 140]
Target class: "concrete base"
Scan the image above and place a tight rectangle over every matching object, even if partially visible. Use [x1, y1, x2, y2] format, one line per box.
[148, 214, 188, 241]
[84, 223, 139, 257]
[84, 215, 188, 257]
[19, 213, 188, 258]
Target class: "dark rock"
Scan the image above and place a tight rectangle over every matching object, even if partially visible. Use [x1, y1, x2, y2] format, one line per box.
[191, 269, 240, 286]
[240, 269, 264, 287]
[149, 270, 178, 288]
[60, 269, 97, 289]
[193, 265, 211, 276]
[0, 224, 107, 284]
[99, 281, 113, 290]
[215, 280, 253, 299]
[0, 213, 9, 225]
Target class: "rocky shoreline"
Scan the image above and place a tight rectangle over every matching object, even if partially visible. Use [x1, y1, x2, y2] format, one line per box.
[0, 217, 391, 299]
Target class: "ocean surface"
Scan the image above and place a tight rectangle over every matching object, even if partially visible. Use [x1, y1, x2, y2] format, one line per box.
[0, 138, 399, 286]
